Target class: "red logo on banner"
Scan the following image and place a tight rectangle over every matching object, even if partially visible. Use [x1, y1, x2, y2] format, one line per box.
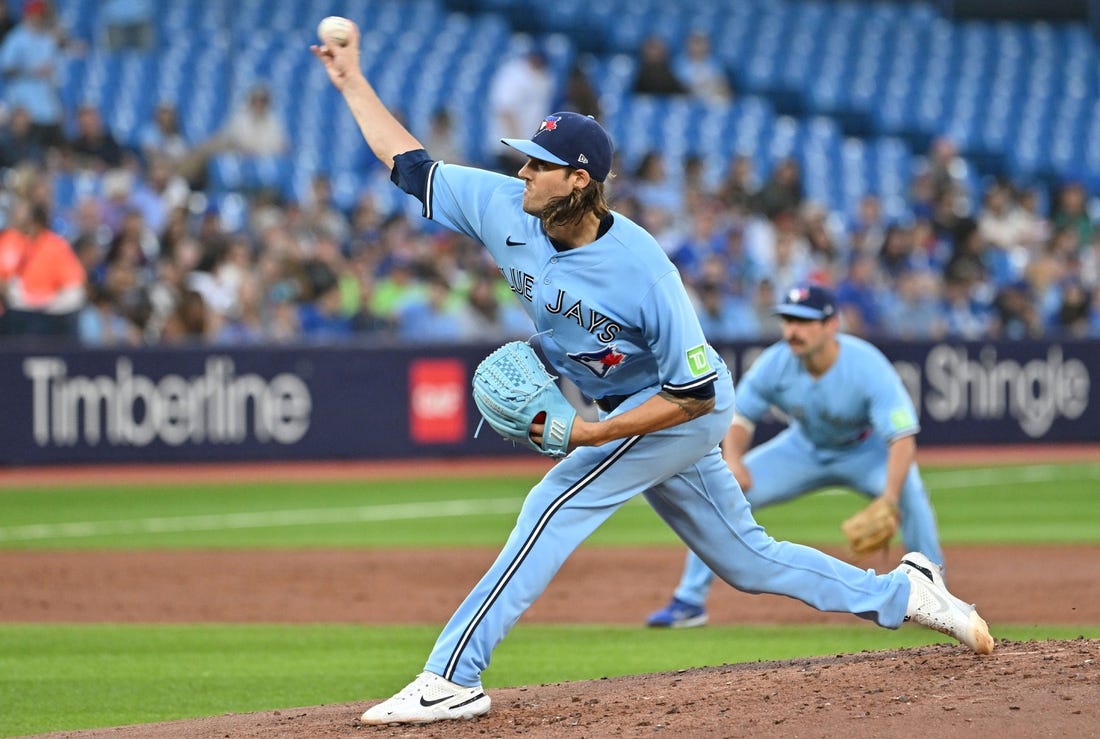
[409, 359, 466, 444]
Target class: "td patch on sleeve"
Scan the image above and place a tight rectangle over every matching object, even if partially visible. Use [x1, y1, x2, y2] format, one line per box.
[890, 408, 916, 431]
[686, 345, 711, 377]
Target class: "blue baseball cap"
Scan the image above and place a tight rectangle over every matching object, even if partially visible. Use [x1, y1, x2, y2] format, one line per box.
[502, 112, 614, 182]
[774, 284, 837, 320]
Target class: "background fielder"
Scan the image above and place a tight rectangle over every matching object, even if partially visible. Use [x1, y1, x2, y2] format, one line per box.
[648, 283, 944, 628]
[310, 19, 993, 727]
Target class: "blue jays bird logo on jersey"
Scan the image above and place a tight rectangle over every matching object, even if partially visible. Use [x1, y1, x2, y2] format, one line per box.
[568, 345, 628, 378]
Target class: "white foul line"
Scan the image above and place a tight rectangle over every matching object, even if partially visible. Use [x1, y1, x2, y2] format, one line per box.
[0, 498, 523, 542]
[2, 465, 1096, 543]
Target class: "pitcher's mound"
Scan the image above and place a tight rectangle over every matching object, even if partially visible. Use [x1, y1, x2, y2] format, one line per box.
[33, 639, 1098, 739]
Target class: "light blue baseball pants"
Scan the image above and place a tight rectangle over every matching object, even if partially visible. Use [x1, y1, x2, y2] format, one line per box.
[672, 426, 943, 608]
[425, 383, 911, 687]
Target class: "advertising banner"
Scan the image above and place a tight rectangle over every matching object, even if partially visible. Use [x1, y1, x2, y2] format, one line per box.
[0, 339, 1095, 466]
[0, 344, 513, 465]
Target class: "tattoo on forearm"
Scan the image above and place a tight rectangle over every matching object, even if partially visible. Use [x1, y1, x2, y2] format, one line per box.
[659, 392, 715, 419]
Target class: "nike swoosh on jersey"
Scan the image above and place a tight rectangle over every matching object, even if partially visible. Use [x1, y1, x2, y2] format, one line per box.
[506, 236, 526, 246]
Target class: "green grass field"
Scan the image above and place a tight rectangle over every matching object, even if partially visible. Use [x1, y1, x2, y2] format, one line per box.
[1, 460, 1098, 737]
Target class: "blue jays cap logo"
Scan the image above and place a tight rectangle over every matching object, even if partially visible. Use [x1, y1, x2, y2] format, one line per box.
[774, 283, 836, 319]
[788, 287, 810, 303]
[568, 345, 628, 378]
[536, 115, 561, 135]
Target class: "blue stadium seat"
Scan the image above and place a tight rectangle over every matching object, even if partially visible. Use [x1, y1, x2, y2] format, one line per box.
[36, 0, 1100, 222]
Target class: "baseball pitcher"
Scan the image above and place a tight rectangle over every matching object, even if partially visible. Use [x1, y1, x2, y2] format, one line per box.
[311, 19, 993, 727]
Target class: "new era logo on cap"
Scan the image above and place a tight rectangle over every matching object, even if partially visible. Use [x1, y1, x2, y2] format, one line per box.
[500, 112, 614, 182]
[774, 283, 837, 320]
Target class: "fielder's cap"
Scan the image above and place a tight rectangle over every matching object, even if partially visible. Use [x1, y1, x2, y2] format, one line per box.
[502, 112, 613, 182]
[774, 284, 837, 320]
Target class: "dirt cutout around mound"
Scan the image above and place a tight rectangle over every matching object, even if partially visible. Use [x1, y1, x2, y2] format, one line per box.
[29, 639, 1100, 738]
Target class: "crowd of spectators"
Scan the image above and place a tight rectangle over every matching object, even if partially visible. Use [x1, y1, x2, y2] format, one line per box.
[0, 2, 1098, 349]
[644, 148, 1100, 344]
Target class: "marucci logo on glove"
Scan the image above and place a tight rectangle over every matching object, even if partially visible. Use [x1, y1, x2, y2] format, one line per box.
[545, 418, 569, 447]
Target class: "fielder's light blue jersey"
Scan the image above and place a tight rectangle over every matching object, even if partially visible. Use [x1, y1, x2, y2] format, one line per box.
[424, 163, 720, 401]
[736, 334, 920, 448]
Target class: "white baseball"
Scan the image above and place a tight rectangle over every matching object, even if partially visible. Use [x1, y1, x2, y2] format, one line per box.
[317, 16, 352, 46]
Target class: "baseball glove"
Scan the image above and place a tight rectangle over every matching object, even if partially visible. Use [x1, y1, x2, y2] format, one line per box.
[472, 341, 577, 457]
[841, 498, 899, 557]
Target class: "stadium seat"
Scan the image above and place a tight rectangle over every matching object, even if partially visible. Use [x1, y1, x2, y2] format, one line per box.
[36, 0, 1100, 222]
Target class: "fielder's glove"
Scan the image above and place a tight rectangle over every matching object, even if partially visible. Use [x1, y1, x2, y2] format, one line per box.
[472, 341, 577, 457]
[841, 497, 899, 557]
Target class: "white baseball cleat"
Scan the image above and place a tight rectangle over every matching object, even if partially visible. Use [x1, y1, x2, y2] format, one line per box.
[900, 552, 994, 655]
[360, 671, 491, 725]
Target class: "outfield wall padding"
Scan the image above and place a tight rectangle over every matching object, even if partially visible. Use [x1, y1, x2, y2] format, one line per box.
[0, 339, 1094, 465]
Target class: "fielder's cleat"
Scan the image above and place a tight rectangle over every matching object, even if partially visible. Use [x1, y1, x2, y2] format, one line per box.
[899, 551, 994, 655]
[360, 671, 491, 725]
[645, 596, 708, 628]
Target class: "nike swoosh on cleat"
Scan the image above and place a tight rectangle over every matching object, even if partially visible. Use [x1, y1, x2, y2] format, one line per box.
[920, 588, 955, 625]
[419, 695, 454, 707]
[506, 236, 526, 246]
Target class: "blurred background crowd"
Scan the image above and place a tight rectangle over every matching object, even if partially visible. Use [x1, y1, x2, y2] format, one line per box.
[1, 0, 1099, 348]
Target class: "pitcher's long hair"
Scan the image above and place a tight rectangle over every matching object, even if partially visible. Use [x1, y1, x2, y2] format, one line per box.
[538, 176, 611, 231]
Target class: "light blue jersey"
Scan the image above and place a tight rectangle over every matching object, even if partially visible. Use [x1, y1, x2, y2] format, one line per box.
[392, 156, 913, 688]
[671, 334, 943, 608]
[425, 163, 720, 400]
[738, 334, 920, 447]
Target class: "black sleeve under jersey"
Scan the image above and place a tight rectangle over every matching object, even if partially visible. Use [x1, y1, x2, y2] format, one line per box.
[664, 378, 716, 401]
[389, 148, 435, 203]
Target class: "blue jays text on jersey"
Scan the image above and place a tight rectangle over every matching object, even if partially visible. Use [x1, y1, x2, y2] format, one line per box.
[544, 289, 622, 344]
[501, 268, 623, 344]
